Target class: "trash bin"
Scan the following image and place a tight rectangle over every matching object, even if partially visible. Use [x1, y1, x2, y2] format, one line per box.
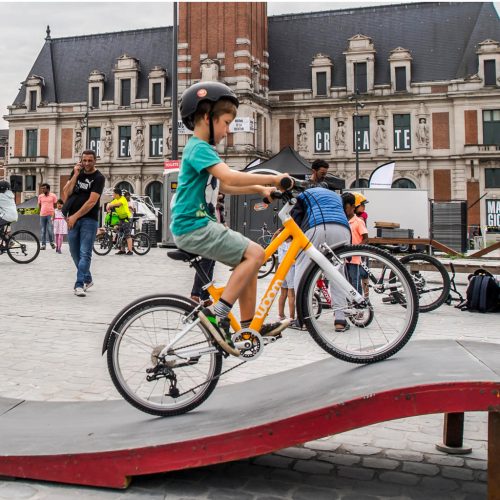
[142, 221, 157, 247]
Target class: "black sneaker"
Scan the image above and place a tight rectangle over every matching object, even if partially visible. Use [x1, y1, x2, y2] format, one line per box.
[126, 251, 133, 256]
[260, 319, 290, 337]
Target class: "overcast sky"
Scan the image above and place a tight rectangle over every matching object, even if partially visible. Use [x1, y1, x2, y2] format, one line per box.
[1, 1, 499, 129]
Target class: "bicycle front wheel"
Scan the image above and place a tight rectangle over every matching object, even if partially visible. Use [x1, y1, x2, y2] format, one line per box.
[7, 230, 40, 263]
[93, 231, 112, 255]
[132, 232, 151, 255]
[399, 253, 451, 313]
[106, 295, 222, 417]
[297, 244, 419, 364]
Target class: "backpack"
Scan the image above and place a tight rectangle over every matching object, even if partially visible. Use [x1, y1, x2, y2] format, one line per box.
[457, 269, 500, 313]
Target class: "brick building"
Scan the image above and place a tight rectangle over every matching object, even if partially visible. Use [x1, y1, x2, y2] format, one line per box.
[4, 2, 500, 228]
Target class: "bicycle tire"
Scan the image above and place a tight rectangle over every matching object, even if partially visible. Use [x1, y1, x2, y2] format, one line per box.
[106, 295, 222, 417]
[297, 244, 419, 364]
[132, 232, 151, 255]
[258, 253, 277, 279]
[399, 253, 451, 313]
[93, 231, 113, 255]
[6, 230, 40, 264]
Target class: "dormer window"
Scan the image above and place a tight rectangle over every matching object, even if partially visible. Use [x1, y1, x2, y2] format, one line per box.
[121, 79, 131, 107]
[88, 70, 105, 109]
[29, 91, 37, 111]
[91, 87, 100, 109]
[476, 39, 500, 88]
[24, 75, 43, 111]
[113, 54, 140, 107]
[311, 54, 333, 98]
[344, 35, 375, 94]
[148, 66, 167, 107]
[389, 47, 412, 93]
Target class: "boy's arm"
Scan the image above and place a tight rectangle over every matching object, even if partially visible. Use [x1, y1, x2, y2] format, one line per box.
[209, 162, 289, 190]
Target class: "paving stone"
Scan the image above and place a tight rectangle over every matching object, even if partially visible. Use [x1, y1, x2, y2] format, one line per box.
[378, 471, 419, 486]
[420, 477, 460, 492]
[462, 481, 488, 496]
[476, 471, 487, 482]
[291, 485, 339, 500]
[464, 459, 487, 471]
[0, 482, 38, 499]
[293, 460, 334, 475]
[243, 479, 294, 496]
[384, 450, 424, 462]
[425, 455, 465, 467]
[402, 462, 440, 476]
[317, 452, 361, 466]
[303, 440, 342, 452]
[207, 488, 254, 500]
[361, 457, 399, 470]
[275, 447, 317, 459]
[341, 445, 382, 456]
[441, 466, 474, 481]
[253, 455, 294, 469]
[336, 466, 375, 481]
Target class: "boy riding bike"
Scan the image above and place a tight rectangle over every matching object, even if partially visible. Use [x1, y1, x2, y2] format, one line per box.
[170, 81, 290, 345]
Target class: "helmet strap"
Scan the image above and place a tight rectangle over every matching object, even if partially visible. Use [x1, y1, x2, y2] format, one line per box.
[208, 111, 215, 146]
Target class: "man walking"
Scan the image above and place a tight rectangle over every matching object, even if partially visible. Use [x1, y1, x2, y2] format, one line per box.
[309, 159, 330, 187]
[62, 150, 105, 297]
[38, 183, 57, 250]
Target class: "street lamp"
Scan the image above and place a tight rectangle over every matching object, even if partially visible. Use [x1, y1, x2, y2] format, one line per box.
[349, 90, 365, 188]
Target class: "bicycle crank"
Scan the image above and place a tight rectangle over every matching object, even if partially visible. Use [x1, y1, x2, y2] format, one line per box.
[231, 329, 264, 361]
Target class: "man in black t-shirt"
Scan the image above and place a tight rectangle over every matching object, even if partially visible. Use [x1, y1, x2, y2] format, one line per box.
[62, 149, 105, 296]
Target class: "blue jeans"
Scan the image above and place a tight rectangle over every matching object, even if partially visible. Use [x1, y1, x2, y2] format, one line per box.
[40, 215, 54, 245]
[68, 218, 98, 289]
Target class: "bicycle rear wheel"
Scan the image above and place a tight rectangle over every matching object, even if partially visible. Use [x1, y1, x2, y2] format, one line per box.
[7, 230, 40, 263]
[399, 253, 450, 313]
[297, 245, 419, 364]
[132, 231, 151, 255]
[106, 295, 222, 417]
[93, 231, 112, 255]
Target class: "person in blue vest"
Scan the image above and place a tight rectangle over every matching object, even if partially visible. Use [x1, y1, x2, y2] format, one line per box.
[291, 186, 352, 332]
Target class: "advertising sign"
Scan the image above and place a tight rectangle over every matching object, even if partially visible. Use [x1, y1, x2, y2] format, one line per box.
[486, 199, 500, 233]
[164, 160, 180, 170]
[229, 117, 255, 133]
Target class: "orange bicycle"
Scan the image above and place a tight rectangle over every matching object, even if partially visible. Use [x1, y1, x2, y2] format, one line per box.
[104, 178, 419, 416]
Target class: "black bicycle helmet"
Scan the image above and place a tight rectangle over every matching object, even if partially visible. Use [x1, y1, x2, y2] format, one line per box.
[180, 81, 239, 134]
[0, 180, 11, 193]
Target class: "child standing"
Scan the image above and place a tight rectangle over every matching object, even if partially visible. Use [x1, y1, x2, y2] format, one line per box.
[53, 199, 68, 254]
[277, 237, 296, 324]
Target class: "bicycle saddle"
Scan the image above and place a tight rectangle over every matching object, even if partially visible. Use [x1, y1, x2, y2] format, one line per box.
[167, 249, 200, 262]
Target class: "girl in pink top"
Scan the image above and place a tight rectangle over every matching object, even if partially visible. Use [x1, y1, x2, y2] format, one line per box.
[53, 199, 68, 254]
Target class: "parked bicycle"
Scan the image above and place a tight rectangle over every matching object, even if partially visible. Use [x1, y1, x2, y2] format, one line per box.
[93, 217, 151, 256]
[103, 177, 419, 417]
[254, 222, 278, 279]
[0, 224, 40, 264]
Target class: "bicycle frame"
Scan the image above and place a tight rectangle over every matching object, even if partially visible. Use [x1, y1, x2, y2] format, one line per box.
[206, 199, 365, 334]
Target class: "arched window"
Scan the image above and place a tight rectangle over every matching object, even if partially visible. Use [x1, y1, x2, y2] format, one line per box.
[146, 181, 163, 209]
[391, 178, 416, 189]
[349, 178, 369, 188]
[115, 181, 134, 194]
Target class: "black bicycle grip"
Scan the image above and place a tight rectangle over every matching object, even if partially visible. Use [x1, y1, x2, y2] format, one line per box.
[280, 176, 294, 191]
[262, 190, 283, 204]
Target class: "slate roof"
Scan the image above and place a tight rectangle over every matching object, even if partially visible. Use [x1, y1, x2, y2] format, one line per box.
[267, 2, 500, 90]
[14, 26, 173, 105]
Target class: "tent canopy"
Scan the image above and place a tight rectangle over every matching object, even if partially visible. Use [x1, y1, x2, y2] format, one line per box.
[243, 146, 345, 190]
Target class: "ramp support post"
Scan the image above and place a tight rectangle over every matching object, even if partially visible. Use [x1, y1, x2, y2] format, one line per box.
[435, 412, 472, 454]
[489, 409, 500, 500]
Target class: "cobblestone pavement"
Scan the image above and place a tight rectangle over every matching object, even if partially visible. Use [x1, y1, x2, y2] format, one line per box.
[0, 247, 498, 499]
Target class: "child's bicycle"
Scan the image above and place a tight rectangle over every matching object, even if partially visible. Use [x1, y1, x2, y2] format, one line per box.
[102, 178, 419, 417]
[93, 217, 151, 256]
[0, 224, 40, 264]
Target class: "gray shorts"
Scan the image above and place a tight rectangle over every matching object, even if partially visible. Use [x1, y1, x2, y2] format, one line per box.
[282, 265, 295, 289]
[174, 220, 250, 268]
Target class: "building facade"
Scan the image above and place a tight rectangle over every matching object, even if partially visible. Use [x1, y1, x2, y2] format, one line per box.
[4, 2, 500, 230]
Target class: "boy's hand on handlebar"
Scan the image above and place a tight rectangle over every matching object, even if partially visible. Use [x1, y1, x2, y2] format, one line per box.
[260, 186, 277, 202]
[274, 174, 293, 190]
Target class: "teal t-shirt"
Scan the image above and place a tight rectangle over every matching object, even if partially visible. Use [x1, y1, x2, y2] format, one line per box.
[170, 136, 222, 236]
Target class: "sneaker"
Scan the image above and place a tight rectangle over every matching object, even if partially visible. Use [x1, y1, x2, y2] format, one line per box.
[335, 323, 350, 333]
[83, 281, 94, 292]
[40, 245, 46, 250]
[289, 319, 305, 330]
[126, 251, 133, 255]
[50, 243, 56, 249]
[115, 250, 126, 255]
[260, 319, 291, 337]
[74, 287, 86, 297]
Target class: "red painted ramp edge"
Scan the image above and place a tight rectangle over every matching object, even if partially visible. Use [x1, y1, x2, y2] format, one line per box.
[0, 381, 499, 488]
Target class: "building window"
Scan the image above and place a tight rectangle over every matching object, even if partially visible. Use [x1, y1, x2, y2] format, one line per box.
[484, 60, 496, 86]
[118, 126, 131, 157]
[395, 67, 407, 92]
[91, 87, 100, 109]
[26, 129, 37, 157]
[392, 178, 416, 189]
[115, 181, 134, 194]
[316, 72, 327, 96]
[483, 110, 500, 146]
[485, 168, 500, 188]
[29, 91, 37, 111]
[353, 116, 370, 152]
[25, 174, 36, 191]
[120, 79, 131, 107]
[152, 83, 162, 105]
[354, 62, 367, 94]
[393, 114, 411, 150]
[150, 125, 163, 157]
[146, 181, 163, 209]
[350, 178, 369, 188]
[88, 127, 101, 157]
[314, 117, 330, 153]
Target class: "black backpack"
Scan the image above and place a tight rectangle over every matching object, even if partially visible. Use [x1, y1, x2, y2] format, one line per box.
[458, 270, 500, 313]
